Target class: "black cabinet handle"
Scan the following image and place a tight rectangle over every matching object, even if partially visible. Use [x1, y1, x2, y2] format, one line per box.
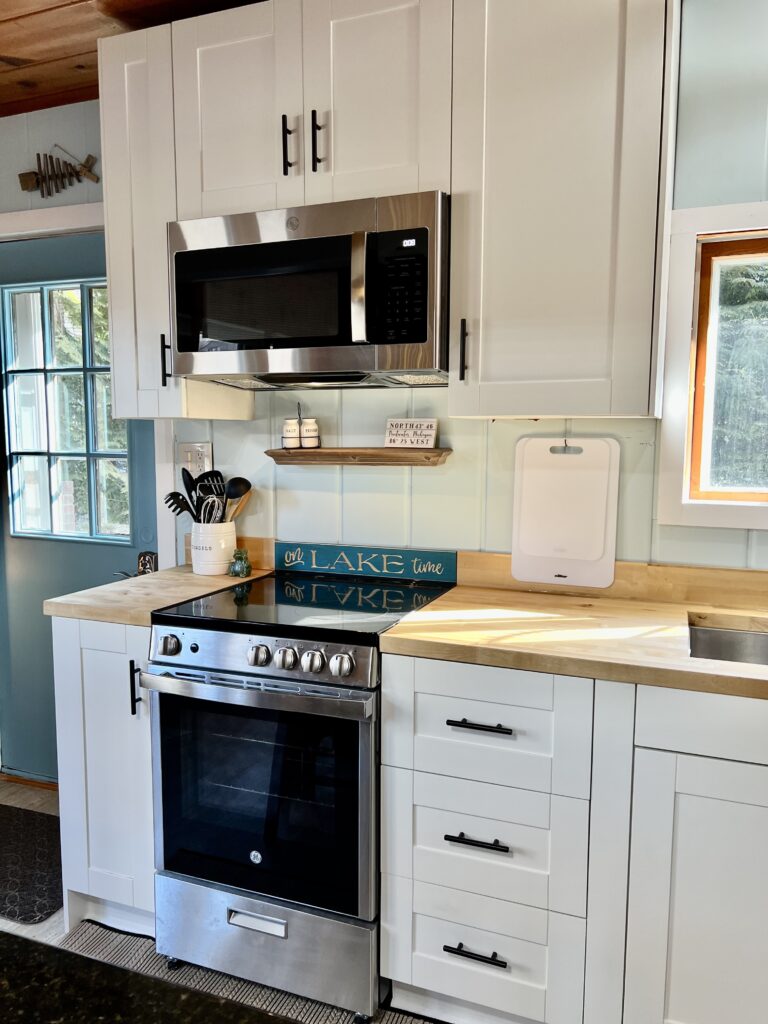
[129, 660, 142, 716]
[444, 831, 511, 854]
[281, 114, 296, 176]
[160, 333, 171, 387]
[446, 717, 514, 736]
[459, 318, 468, 381]
[311, 109, 325, 172]
[443, 942, 508, 970]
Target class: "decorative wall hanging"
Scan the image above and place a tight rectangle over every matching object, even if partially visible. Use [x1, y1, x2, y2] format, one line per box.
[18, 144, 99, 199]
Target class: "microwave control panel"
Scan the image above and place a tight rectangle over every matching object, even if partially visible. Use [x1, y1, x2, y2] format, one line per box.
[366, 227, 429, 344]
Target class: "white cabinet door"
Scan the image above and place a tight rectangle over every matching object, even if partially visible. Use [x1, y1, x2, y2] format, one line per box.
[99, 29, 254, 420]
[99, 26, 178, 418]
[301, 0, 451, 205]
[173, 1, 304, 218]
[624, 749, 768, 1024]
[80, 626, 155, 914]
[450, 0, 666, 417]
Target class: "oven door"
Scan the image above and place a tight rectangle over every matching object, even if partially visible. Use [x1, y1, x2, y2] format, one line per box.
[142, 671, 377, 922]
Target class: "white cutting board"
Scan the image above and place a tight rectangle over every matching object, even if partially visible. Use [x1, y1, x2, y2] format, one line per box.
[512, 436, 620, 588]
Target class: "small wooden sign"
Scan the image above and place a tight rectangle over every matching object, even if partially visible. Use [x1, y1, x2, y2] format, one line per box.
[385, 418, 437, 448]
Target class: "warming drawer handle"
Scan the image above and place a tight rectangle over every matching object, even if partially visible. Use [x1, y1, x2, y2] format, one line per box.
[444, 831, 511, 855]
[227, 909, 287, 939]
[443, 942, 508, 970]
[446, 717, 514, 737]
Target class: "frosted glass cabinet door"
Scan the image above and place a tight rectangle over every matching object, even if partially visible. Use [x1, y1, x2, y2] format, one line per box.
[301, 0, 452, 205]
[173, 1, 304, 218]
[624, 749, 768, 1024]
[450, 0, 666, 417]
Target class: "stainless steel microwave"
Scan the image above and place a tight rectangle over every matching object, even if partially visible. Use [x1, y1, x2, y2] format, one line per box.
[167, 190, 449, 390]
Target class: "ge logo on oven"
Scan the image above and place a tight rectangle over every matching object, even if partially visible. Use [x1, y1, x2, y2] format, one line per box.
[249, 850, 263, 865]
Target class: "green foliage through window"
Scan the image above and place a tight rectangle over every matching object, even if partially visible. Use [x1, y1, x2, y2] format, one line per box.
[1, 280, 131, 540]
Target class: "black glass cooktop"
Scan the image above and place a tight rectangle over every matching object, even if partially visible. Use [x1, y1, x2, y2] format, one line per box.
[154, 572, 454, 644]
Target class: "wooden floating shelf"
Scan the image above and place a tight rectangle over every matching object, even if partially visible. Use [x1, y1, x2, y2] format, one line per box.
[265, 447, 453, 467]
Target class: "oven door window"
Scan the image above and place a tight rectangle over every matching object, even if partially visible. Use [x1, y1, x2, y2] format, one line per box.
[158, 694, 361, 916]
[174, 235, 352, 352]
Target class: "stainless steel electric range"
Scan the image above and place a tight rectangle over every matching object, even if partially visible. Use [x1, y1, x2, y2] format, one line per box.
[140, 571, 453, 1022]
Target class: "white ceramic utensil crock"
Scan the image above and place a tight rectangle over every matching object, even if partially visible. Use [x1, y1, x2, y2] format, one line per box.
[191, 521, 237, 575]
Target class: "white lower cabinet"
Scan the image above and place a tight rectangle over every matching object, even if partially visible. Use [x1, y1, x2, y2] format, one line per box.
[52, 617, 155, 934]
[625, 748, 768, 1024]
[382, 654, 593, 1023]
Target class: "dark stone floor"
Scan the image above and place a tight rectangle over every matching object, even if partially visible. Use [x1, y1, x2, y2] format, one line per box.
[0, 931, 293, 1023]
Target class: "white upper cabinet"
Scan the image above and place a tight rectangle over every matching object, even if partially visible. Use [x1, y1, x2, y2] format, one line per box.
[173, 1, 304, 218]
[99, 27, 254, 419]
[450, 0, 668, 417]
[301, 0, 452, 205]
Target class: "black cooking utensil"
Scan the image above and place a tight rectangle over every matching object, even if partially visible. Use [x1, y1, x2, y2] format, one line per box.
[164, 491, 195, 518]
[195, 469, 226, 499]
[181, 467, 199, 519]
[224, 476, 252, 523]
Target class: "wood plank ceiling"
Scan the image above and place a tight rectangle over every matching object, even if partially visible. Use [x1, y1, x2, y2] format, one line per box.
[0, 0, 255, 118]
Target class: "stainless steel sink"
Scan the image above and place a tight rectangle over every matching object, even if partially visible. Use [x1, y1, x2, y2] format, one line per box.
[689, 625, 768, 665]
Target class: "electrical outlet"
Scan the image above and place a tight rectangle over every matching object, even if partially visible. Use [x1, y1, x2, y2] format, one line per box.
[177, 442, 213, 477]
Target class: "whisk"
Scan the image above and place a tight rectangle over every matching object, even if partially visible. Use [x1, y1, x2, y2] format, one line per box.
[200, 494, 224, 524]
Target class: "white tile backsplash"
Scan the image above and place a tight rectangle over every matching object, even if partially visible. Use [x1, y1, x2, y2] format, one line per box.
[175, 388, 764, 570]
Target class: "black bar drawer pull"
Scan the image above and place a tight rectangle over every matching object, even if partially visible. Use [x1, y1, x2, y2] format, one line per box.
[444, 831, 511, 854]
[459, 318, 468, 381]
[160, 333, 171, 387]
[311, 109, 325, 172]
[443, 942, 508, 970]
[129, 660, 142, 716]
[446, 717, 514, 736]
[281, 114, 295, 176]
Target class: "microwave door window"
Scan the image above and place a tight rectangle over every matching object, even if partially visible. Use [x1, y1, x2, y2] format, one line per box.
[174, 235, 353, 353]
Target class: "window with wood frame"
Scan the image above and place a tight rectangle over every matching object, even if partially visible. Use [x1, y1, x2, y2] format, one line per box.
[690, 236, 768, 502]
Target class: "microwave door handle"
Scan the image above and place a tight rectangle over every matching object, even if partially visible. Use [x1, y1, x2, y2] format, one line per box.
[350, 231, 367, 343]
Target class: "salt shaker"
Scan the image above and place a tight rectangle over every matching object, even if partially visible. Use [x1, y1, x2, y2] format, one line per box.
[282, 418, 300, 449]
[300, 417, 320, 448]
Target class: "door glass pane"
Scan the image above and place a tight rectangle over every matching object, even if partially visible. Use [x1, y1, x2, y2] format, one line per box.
[51, 457, 90, 535]
[9, 373, 47, 451]
[89, 287, 110, 366]
[96, 458, 130, 536]
[91, 374, 127, 451]
[8, 290, 43, 369]
[159, 695, 361, 915]
[702, 257, 768, 490]
[49, 373, 86, 452]
[49, 288, 83, 367]
[11, 455, 51, 532]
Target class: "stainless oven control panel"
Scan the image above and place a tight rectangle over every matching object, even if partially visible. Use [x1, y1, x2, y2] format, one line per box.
[149, 627, 378, 689]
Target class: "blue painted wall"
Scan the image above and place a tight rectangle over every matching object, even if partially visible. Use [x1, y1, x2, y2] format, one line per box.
[0, 232, 157, 781]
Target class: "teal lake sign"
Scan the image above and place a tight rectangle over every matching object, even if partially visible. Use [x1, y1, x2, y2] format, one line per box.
[274, 542, 457, 583]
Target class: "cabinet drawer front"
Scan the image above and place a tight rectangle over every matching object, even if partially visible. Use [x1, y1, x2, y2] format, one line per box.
[412, 913, 547, 1021]
[414, 805, 549, 909]
[415, 692, 553, 790]
[636, 686, 768, 765]
[414, 768, 552, 829]
[413, 879, 548, 946]
[415, 657, 554, 709]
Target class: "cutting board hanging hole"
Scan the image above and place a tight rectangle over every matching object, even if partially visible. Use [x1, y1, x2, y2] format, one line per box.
[549, 444, 584, 455]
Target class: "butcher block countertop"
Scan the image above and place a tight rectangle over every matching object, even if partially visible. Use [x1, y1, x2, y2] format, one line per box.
[380, 585, 768, 699]
[43, 565, 272, 628]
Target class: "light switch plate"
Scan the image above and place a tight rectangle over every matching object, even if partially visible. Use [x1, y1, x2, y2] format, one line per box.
[177, 442, 213, 478]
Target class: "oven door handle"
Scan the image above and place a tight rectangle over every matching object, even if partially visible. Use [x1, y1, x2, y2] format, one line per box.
[139, 671, 376, 721]
[350, 230, 367, 343]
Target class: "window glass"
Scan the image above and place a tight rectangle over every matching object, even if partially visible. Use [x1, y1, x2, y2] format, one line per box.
[8, 291, 43, 369]
[1, 280, 131, 540]
[691, 239, 768, 502]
